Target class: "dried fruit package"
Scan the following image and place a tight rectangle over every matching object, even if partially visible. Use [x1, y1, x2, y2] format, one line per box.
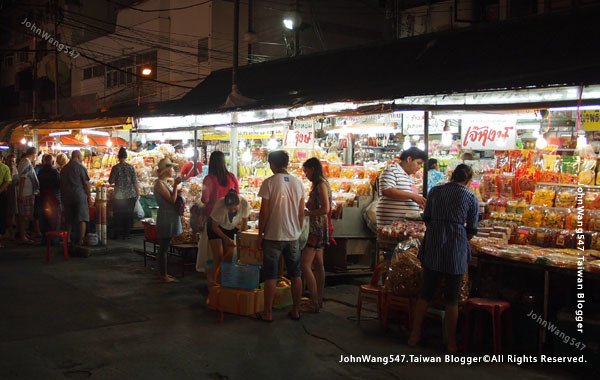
[512, 227, 535, 245]
[584, 191, 600, 210]
[384, 238, 422, 297]
[587, 211, 600, 232]
[498, 175, 514, 198]
[542, 208, 566, 229]
[523, 206, 544, 228]
[531, 186, 556, 207]
[555, 230, 576, 248]
[482, 174, 498, 200]
[496, 151, 510, 173]
[534, 229, 557, 248]
[578, 159, 596, 185]
[555, 188, 578, 208]
[564, 212, 579, 230]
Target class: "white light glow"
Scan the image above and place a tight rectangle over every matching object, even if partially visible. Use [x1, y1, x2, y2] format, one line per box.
[141, 135, 147, 144]
[49, 130, 71, 137]
[441, 131, 453, 146]
[577, 134, 588, 148]
[267, 138, 278, 150]
[215, 126, 232, 132]
[242, 149, 252, 163]
[55, 143, 62, 150]
[82, 129, 110, 136]
[532, 130, 540, 138]
[536, 136, 548, 149]
[27, 141, 33, 147]
[20, 137, 27, 145]
[106, 138, 113, 147]
[141, 67, 152, 76]
[160, 134, 166, 143]
[182, 138, 188, 145]
[549, 105, 600, 112]
[403, 140, 411, 150]
[283, 19, 294, 30]
[184, 147, 194, 158]
[83, 135, 90, 144]
[239, 140, 247, 149]
[417, 142, 425, 151]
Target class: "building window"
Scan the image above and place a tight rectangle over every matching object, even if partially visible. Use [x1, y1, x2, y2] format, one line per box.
[83, 67, 92, 80]
[18, 49, 29, 63]
[105, 51, 156, 89]
[198, 37, 209, 63]
[84, 65, 105, 80]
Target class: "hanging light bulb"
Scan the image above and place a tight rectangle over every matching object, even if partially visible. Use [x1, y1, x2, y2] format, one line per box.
[577, 134, 588, 148]
[417, 141, 425, 151]
[441, 131, 453, 147]
[20, 137, 27, 145]
[535, 135, 548, 150]
[402, 139, 411, 150]
[413, 135, 421, 142]
[83, 135, 90, 144]
[160, 134, 166, 143]
[27, 141, 33, 147]
[182, 137, 188, 145]
[141, 135, 147, 144]
[56, 143, 62, 150]
[184, 147, 194, 158]
[239, 140, 247, 149]
[106, 138, 113, 147]
[242, 149, 252, 163]
[532, 129, 540, 138]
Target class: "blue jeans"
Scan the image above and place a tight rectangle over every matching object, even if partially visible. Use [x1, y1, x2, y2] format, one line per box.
[262, 239, 301, 280]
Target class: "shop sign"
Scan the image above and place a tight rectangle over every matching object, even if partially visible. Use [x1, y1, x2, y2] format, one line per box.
[402, 112, 459, 135]
[461, 117, 516, 150]
[581, 110, 600, 131]
[283, 121, 314, 149]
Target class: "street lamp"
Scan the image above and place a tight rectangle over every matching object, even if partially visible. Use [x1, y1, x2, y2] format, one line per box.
[283, 18, 294, 30]
[141, 67, 152, 76]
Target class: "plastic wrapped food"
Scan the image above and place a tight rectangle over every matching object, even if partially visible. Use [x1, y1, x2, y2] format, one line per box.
[587, 211, 600, 232]
[578, 159, 596, 185]
[531, 186, 556, 207]
[523, 207, 544, 228]
[586, 260, 600, 273]
[584, 191, 600, 210]
[555, 188, 578, 208]
[432, 272, 470, 308]
[555, 230, 576, 248]
[512, 227, 535, 245]
[543, 209, 566, 229]
[564, 212, 579, 230]
[534, 229, 557, 248]
[483, 174, 498, 200]
[384, 238, 422, 297]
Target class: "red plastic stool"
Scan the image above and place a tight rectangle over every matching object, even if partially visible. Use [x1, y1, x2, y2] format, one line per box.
[464, 297, 512, 354]
[45, 231, 70, 263]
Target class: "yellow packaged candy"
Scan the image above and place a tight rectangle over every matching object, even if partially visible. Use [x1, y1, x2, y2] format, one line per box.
[531, 187, 555, 207]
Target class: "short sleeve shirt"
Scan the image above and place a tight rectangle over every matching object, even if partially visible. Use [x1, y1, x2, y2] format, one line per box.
[18, 158, 35, 196]
[0, 163, 11, 188]
[60, 160, 90, 202]
[258, 173, 304, 241]
[376, 163, 419, 226]
[210, 197, 251, 230]
[109, 162, 138, 199]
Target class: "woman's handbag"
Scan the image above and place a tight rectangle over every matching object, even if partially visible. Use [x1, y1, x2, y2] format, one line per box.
[174, 194, 186, 216]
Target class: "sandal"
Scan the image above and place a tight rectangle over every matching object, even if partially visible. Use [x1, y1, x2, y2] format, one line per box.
[287, 311, 301, 321]
[254, 313, 273, 323]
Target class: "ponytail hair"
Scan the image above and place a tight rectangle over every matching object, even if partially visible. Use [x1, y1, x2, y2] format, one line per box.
[450, 164, 474, 183]
[224, 189, 240, 206]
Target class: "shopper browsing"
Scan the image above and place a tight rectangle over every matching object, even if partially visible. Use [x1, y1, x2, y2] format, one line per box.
[427, 158, 445, 192]
[301, 157, 332, 313]
[59, 150, 92, 246]
[108, 147, 139, 240]
[17, 147, 39, 245]
[257, 150, 305, 322]
[208, 189, 251, 284]
[376, 147, 427, 227]
[153, 158, 183, 283]
[408, 164, 480, 353]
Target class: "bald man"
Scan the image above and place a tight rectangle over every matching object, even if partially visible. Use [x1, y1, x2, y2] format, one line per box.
[59, 150, 92, 245]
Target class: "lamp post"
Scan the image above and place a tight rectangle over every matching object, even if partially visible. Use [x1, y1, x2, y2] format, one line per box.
[137, 66, 152, 106]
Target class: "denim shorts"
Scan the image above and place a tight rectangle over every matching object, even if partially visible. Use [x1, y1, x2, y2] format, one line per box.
[262, 239, 301, 280]
[420, 268, 464, 305]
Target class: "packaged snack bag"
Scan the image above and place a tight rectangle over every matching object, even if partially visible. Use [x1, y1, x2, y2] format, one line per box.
[555, 188, 578, 208]
[531, 186, 556, 207]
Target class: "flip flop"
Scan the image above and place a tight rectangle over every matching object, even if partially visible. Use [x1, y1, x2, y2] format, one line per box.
[287, 311, 301, 321]
[254, 313, 273, 323]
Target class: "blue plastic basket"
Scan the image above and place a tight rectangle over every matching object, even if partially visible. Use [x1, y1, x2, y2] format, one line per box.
[220, 262, 261, 290]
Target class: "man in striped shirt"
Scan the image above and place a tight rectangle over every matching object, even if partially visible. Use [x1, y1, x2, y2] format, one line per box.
[376, 147, 427, 227]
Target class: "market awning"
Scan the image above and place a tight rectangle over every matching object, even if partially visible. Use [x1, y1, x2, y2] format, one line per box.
[173, 6, 600, 114]
[30, 117, 130, 130]
[38, 135, 128, 147]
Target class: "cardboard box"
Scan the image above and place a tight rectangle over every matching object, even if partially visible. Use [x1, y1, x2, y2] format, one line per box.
[238, 230, 263, 265]
[207, 286, 264, 316]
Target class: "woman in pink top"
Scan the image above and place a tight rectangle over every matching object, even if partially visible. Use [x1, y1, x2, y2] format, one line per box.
[201, 151, 239, 287]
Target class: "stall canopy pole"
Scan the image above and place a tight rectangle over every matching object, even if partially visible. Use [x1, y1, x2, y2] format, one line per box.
[423, 111, 429, 198]
[193, 129, 199, 176]
[231, 124, 239, 177]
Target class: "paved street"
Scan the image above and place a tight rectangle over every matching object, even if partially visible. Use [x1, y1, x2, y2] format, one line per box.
[0, 239, 591, 380]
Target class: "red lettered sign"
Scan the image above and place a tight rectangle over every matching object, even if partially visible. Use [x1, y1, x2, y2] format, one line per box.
[461, 117, 516, 150]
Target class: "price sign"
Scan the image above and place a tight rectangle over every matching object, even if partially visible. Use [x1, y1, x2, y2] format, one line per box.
[461, 117, 517, 150]
[582, 110, 600, 131]
[283, 121, 314, 149]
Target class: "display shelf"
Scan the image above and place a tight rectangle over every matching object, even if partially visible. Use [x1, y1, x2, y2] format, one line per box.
[536, 182, 600, 189]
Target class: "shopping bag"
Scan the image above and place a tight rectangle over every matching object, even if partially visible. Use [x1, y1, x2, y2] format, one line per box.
[298, 216, 310, 250]
[133, 197, 145, 219]
[196, 227, 212, 272]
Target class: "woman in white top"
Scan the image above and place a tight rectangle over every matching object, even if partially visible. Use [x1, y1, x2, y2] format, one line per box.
[208, 189, 251, 282]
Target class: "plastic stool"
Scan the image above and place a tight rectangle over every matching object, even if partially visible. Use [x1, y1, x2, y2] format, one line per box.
[357, 260, 389, 324]
[45, 231, 69, 263]
[464, 297, 512, 354]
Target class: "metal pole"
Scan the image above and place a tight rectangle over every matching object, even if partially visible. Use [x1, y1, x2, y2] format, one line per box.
[231, 122, 239, 177]
[232, 0, 240, 89]
[294, 0, 300, 56]
[193, 128, 199, 176]
[423, 111, 429, 198]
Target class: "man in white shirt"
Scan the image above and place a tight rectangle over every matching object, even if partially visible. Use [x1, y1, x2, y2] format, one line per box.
[257, 150, 305, 322]
[376, 147, 427, 227]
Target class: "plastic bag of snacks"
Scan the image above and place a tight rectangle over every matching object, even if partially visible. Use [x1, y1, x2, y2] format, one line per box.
[384, 238, 422, 297]
[564, 212, 579, 230]
[482, 174, 498, 201]
[523, 207, 544, 228]
[555, 230, 576, 248]
[512, 227, 536, 245]
[534, 229, 557, 248]
[496, 151, 511, 173]
[531, 186, 556, 207]
[584, 191, 600, 210]
[559, 156, 580, 185]
[586, 211, 600, 232]
[431, 272, 470, 308]
[498, 175, 514, 198]
[554, 188, 578, 208]
[579, 159, 596, 186]
[543, 208, 566, 229]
